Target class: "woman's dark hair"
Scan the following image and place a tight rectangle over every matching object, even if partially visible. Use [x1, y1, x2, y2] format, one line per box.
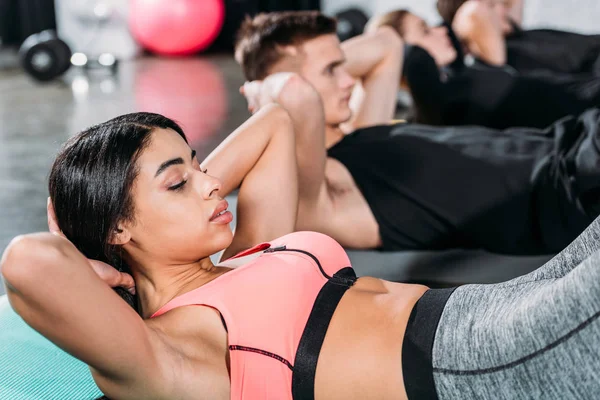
[48, 112, 187, 310]
[365, 9, 411, 38]
[437, 0, 468, 23]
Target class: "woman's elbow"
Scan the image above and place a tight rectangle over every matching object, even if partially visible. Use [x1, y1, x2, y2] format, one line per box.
[453, 1, 488, 38]
[1, 233, 67, 292]
[375, 25, 404, 51]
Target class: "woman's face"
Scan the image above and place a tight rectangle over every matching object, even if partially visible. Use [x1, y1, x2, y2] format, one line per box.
[402, 14, 458, 67]
[481, 0, 513, 35]
[120, 128, 234, 265]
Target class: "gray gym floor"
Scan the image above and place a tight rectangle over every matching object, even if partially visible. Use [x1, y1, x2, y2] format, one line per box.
[0, 52, 249, 295]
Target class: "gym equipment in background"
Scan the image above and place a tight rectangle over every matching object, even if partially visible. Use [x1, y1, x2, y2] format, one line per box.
[335, 8, 369, 42]
[19, 30, 119, 82]
[18, 1, 121, 82]
[19, 30, 71, 81]
[129, 0, 225, 56]
[70, 52, 118, 73]
[8, 0, 63, 81]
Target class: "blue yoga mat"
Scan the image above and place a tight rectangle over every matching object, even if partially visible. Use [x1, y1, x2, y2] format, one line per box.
[0, 295, 103, 399]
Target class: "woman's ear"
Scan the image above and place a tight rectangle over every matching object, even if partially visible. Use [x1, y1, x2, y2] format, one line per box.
[108, 225, 131, 245]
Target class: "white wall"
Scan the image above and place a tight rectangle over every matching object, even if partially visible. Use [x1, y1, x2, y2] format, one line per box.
[322, 0, 441, 25]
[322, 0, 600, 33]
[522, 0, 600, 34]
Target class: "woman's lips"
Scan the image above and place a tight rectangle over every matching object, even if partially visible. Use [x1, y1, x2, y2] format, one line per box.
[210, 199, 229, 221]
[210, 210, 234, 224]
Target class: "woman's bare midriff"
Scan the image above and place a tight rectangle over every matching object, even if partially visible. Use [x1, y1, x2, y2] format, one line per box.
[315, 277, 429, 400]
[140, 272, 428, 400]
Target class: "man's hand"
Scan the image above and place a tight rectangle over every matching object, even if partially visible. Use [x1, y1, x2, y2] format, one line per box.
[240, 72, 298, 114]
[47, 198, 135, 294]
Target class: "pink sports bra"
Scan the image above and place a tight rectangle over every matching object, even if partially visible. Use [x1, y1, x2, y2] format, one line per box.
[151, 231, 354, 399]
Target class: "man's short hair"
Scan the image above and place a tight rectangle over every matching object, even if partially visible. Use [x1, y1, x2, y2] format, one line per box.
[436, 0, 468, 23]
[235, 11, 337, 81]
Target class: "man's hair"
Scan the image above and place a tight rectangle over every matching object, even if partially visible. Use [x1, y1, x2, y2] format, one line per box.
[235, 11, 337, 81]
[436, 0, 468, 23]
[365, 9, 411, 38]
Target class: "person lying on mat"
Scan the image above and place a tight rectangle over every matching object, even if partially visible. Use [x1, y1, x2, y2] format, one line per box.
[3, 111, 600, 400]
[436, 0, 600, 76]
[235, 11, 600, 255]
[368, 9, 600, 129]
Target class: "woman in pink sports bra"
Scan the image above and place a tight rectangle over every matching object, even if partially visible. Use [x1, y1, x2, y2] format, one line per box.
[1, 107, 428, 400]
[4, 82, 600, 399]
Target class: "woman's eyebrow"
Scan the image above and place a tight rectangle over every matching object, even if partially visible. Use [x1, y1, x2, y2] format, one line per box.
[155, 149, 195, 177]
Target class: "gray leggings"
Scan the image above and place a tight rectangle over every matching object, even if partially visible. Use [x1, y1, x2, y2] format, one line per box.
[433, 216, 600, 399]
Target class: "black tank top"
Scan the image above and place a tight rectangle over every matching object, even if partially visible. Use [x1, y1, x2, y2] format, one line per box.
[403, 45, 600, 129]
[327, 123, 554, 254]
[506, 24, 600, 76]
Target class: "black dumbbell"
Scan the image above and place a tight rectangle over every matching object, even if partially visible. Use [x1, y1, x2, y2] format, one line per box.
[335, 8, 369, 42]
[71, 52, 119, 75]
[19, 30, 72, 82]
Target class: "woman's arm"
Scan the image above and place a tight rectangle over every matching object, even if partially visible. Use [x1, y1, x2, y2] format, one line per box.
[453, 0, 507, 65]
[508, 0, 524, 26]
[201, 104, 294, 197]
[202, 103, 300, 259]
[341, 26, 404, 129]
[1, 234, 174, 398]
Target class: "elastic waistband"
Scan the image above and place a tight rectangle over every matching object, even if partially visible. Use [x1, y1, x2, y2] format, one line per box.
[292, 267, 357, 400]
[402, 287, 457, 400]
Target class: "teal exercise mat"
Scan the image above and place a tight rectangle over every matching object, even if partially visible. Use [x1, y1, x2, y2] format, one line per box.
[0, 295, 103, 399]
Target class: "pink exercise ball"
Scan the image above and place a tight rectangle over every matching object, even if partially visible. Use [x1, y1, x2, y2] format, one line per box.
[130, 0, 225, 56]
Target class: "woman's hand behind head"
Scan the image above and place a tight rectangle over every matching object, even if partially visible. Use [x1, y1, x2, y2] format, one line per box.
[47, 197, 135, 295]
[88, 259, 135, 295]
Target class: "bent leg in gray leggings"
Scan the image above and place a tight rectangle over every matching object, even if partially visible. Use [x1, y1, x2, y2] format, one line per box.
[433, 216, 600, 399]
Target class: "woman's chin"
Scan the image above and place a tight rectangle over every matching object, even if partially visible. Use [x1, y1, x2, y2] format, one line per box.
[188, 228, 234, 258]
[441, 51, 458, 66]
[502, 22, 514, 35]
[215, 228, 235, 249]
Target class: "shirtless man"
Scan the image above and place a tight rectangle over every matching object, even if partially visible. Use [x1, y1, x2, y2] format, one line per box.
[229, 11, 600, 255]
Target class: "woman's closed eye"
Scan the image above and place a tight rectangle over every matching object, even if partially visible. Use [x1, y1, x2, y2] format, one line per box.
[169, 179, 188, 191]
[168, 151, 208, 191]
[168, 169, 208, 191]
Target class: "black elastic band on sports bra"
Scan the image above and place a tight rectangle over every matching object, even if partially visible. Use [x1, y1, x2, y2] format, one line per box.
[402, 287, 457, 400]
[291, 267, 357, 400]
